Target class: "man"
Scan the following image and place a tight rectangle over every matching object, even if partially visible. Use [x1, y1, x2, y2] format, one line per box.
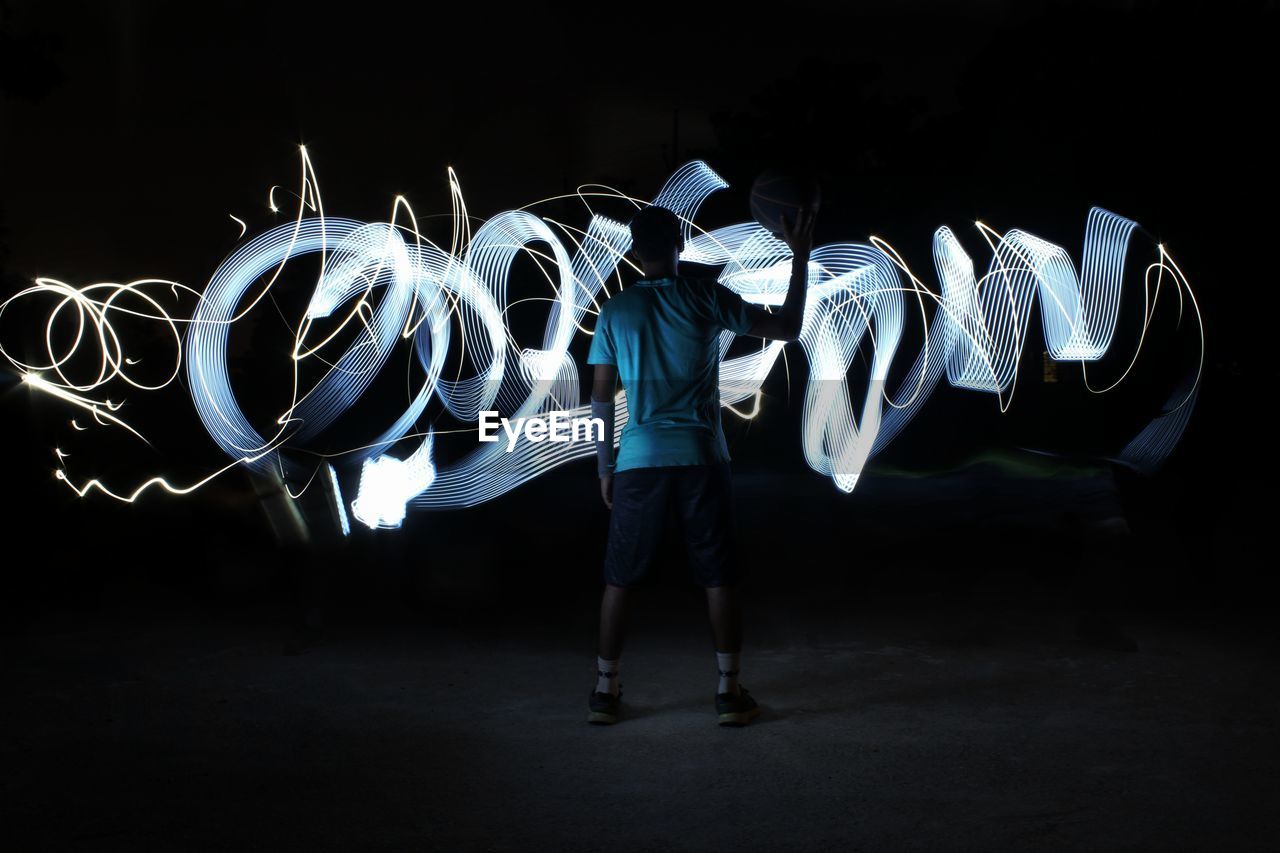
[586, 203, 815, 726]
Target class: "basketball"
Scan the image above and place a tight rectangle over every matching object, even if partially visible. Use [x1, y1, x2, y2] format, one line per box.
[749, 170, 821, 237]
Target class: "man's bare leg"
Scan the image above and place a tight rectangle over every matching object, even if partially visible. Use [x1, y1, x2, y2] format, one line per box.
[598, 583, 631, 660]
[706, 584, 746, 698]
[705, 583, 743, 652]
[594, 583, 631, 698]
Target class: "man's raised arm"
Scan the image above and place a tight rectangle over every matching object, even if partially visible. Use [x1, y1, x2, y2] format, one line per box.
[744, 209, 815, 342]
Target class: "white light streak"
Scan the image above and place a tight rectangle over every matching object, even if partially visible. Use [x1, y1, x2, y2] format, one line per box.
[2, 153, 1202, 524]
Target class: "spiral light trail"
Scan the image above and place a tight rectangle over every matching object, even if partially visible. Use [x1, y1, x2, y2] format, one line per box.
[0, 153, 1202, 529]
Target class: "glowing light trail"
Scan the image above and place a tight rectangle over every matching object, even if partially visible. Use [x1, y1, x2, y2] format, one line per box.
[1, 154, 1202, 528]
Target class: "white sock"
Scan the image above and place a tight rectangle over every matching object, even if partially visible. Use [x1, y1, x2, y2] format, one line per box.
[595, 656, 620, 696]
[716, 651, 741, 696]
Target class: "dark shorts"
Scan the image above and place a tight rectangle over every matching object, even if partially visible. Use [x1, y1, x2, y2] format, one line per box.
[603, 462, 740, 589]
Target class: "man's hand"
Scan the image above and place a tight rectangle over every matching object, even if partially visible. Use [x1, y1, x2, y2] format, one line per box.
[600, 474, 613, 509]
[779, 207, 815, 258]
[746, 206, 817, 342]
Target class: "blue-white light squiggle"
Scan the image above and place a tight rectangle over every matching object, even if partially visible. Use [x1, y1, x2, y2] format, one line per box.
[0, 153, 1202, 529]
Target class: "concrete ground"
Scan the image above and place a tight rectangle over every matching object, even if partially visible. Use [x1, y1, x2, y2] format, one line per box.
[5, 585, 1277, 852]
[4, 462, 1274, 851]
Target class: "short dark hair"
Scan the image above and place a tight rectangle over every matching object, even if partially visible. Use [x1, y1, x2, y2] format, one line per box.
[628, 206, 684, 260]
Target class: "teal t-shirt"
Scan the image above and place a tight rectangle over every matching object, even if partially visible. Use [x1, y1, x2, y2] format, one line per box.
[587, 275, 756, 473]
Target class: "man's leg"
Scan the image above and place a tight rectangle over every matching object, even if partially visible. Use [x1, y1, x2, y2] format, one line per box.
[595, 583, 631, 696]
[598, 583, 631, 660]
[679, 464, 756, 716]
[590, 468, 669, 721]
[705, 584, 743, 695]
[705, 583, 742, 653]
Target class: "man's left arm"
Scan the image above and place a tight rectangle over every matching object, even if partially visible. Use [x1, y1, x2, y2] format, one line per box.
[587, 305, 619, 509]
[591, 364, 618, 509]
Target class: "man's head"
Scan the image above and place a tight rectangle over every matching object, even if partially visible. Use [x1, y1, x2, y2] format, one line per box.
[628, 206, 684, 269]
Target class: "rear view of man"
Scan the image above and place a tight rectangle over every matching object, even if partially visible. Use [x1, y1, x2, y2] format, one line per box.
[586, 203, 815, 725]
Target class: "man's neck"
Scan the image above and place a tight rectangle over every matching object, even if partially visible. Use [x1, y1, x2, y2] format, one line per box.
[640, 262, 678, 279]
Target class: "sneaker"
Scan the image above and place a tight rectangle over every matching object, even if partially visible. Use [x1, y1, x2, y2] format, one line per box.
[715, 685, 760, 726]
[587, 688, 622, 725]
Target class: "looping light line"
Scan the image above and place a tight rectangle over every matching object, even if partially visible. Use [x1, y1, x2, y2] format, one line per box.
[1, 153, 1202, 528]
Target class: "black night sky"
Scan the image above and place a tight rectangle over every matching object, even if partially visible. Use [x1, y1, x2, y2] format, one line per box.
[1, 2, 1276, 851]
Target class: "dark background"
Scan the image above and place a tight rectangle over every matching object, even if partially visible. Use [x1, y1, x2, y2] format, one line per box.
[1, 0, 1271, 614]
[0, 3, 1276, 847]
